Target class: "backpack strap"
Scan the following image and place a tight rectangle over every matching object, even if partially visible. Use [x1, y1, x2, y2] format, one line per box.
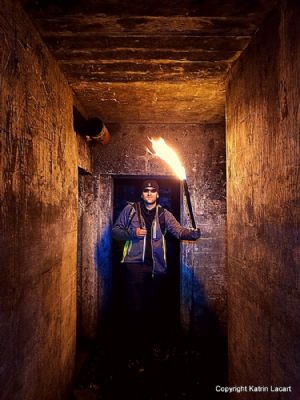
[158, 205, 166, 235]
[126, 202, 143, 229]
[126, 203, 136, 228]
[127, 202, 164, 231]
[135, 202, 143, 228]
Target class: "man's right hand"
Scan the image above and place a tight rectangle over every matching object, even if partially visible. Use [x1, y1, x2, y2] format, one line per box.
[190, 228, 201, 240]
[136, 228, 147, 238]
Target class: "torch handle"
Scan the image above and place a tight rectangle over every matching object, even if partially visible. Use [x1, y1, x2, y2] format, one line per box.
[183, 180, 196, 229]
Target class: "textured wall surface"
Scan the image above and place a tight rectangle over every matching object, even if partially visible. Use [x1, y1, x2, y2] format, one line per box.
[77, 135, 92, 173]
[77, 174, 112, 342]
[226, 1, 300, 398]
[92, 123, 227, 334]
[77, 174, 99, 342]
[0, 2, 81, 399]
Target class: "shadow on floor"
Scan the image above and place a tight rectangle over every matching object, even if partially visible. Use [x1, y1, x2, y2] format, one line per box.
[71, 327, 228, 400]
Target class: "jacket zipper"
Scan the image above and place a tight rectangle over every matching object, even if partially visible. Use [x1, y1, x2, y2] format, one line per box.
[151, 206, 158, 278]
[151, 221, 155, 278]
[142, 236, 146, 262]
[141, 216, 146, 262]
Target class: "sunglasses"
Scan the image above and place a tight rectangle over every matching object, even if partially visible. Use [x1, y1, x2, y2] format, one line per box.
[143, 188, 157, 193]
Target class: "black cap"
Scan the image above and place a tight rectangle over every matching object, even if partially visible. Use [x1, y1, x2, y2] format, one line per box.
[142, 179, 159, 192]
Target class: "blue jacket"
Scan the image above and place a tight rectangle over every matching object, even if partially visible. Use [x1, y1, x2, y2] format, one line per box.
[112, 202, 200, 275]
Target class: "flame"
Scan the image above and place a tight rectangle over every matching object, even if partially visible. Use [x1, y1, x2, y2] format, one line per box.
[148, 137, 186, 180]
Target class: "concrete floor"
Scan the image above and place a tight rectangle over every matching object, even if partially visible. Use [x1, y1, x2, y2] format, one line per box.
[72, 332, 228, 400]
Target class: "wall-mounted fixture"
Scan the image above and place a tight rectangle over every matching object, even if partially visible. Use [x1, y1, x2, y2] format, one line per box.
[73, 106, 110, 145]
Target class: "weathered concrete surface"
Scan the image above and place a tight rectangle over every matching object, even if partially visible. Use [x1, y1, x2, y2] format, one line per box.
[77, 174, 113, 342]
[92, 123, 227, 334]
[77, 134, 92, 173]
[97, 175, 113, 328]
[70, 81, 226, 125]
[75, 97, 92, 173]
[22, 0, 276, 123]
[226, 0, 300, 398]
[0, 1, 86, 399]
[77, 175, 99, 342]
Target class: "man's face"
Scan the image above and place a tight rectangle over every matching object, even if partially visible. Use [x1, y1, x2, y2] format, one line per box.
[141, 186, 159, 205]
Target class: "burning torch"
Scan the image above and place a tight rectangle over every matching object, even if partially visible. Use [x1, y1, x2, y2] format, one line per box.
[148, 137, 196, 229]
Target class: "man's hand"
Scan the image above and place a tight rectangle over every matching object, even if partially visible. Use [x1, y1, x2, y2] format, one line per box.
[136, 228, 147, 238]
[190, 228, 201, 240]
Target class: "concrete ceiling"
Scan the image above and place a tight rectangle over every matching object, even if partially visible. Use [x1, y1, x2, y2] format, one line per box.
[22, 0, 277, 124]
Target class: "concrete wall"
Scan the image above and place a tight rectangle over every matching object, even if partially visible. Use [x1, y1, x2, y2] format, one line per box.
[92, 123, 227, 335]
[77, 174, 99, 342]
[226, 0, 300, 398]
[77, 173, 111, 342]
[0, 2, 86, 399]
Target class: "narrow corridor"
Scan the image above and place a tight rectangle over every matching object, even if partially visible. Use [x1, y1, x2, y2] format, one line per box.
[1, 1, 299, 400]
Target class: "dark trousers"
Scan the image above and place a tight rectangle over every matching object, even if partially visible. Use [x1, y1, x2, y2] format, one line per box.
[122, 262, 169, 359]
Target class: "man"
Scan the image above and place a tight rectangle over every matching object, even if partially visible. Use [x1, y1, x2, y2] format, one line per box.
[112, 179, 200, 370]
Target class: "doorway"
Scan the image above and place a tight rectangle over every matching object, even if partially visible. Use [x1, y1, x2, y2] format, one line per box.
[112, 176, 181, 333]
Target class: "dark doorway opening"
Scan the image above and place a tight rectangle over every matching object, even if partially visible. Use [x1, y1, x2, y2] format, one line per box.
[112, 175, 181, 334]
